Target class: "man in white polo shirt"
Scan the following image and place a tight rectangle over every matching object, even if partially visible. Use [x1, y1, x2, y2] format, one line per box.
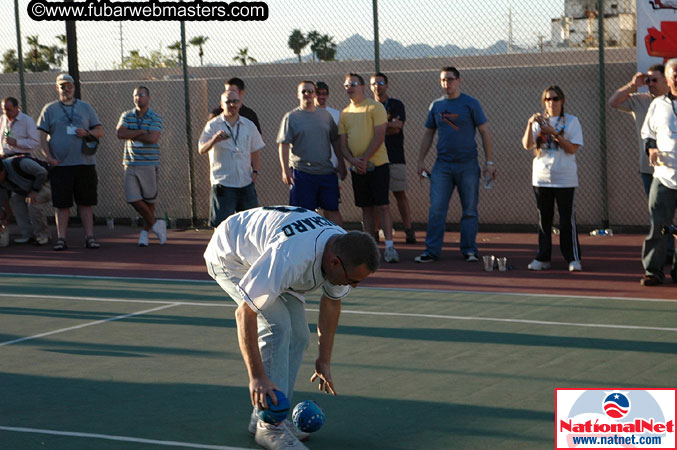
[204, 206, 379, 450]
[640, 58, 677, 286]
[199, 90, 263, 228]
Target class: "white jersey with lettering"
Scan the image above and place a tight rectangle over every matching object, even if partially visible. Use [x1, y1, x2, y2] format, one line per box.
[204, 206, 350, 311]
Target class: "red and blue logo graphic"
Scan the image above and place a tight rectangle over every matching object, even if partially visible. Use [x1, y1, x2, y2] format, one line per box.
[603, 392, 631, 419]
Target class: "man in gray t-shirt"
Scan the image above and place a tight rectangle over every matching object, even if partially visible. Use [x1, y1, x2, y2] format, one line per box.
[277, 81, 345, 225]
[37, 73, 104, 251]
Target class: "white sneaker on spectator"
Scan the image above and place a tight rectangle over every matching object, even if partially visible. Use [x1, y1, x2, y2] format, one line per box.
[138, 230, 149, 247]
[151, 219, 167, 245]
[384, 246, 399, 263]
[568, 260, 582, 272]
[255, 420, 308, 450]
[527, 259, 551, 271]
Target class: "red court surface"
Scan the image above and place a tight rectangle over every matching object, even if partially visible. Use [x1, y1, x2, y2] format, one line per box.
[1, 226, 674, 300]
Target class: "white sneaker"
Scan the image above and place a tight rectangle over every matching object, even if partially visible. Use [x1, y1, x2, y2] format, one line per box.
[138, 230, 149, 247]
[568, 260, 582, 272]
[527, 259, 551, 271]
[384, 246, 399, 263]
[255, 420, 308, 450]
[151, 219, 167, 245]
[284, 419, 310, 442]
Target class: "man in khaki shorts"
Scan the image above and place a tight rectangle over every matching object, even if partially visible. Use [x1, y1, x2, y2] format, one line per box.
[116, 86, 166, 246]
[370, 72, 416, 243]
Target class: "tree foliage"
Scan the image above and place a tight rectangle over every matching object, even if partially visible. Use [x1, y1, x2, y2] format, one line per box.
[119, 49, 176, 69]
[189, 35, 209, 66]
[233, 47, 257, 66]
[287, 29, 308, 63]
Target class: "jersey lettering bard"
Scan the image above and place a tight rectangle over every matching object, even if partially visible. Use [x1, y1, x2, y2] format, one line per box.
[204, 206, 350, 311]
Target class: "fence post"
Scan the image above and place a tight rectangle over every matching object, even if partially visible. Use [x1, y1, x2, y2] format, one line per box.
[13, 0, 26, 112]
[598, 0, 608, 228]
[373, 0, 380, 73]
[180, 22, 197, 227]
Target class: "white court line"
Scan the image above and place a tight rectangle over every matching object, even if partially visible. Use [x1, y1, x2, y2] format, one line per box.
[0, 425, 247, 450]
[338, 309, 677, 332]
[2, 271, 676, 303]
[1, 293, 675, 333]
[0, 292, 233, 308]
[0, 303, 179, 347]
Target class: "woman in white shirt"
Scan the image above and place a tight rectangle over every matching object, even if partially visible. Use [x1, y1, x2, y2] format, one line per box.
[522, 86, 584, 272]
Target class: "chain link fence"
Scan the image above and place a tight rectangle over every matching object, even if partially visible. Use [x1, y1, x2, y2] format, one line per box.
[0, 0, 652, 231]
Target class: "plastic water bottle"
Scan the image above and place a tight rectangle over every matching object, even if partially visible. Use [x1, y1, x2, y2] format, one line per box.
[484, 174, 495, 190]
[590, 228, 613, 236]
[106, 213, 114, 231]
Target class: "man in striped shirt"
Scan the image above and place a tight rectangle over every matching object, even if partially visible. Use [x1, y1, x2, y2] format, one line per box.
[116, 86, 166, 247]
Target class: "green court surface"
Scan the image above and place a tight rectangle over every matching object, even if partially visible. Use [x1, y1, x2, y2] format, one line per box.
[1, 274, 675, 450]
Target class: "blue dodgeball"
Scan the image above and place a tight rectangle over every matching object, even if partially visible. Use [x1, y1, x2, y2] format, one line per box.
[256, 389, 290, 424]
[292, 400, 325, 432]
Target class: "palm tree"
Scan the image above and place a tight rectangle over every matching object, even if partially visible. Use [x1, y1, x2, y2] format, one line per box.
[306, 30, 320, 62]
[315, 34, 337, 62]
[26, 35, 41, 71]
[233, 47, 257, 66]
[55, 34, 67, 68]
[189, 35, 209, 66]
[287, 29, 307, 63]
[167, 41, 182, 65]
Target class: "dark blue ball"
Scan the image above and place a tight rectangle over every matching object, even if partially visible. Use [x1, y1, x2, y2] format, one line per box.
[292, 400, 325, 432]
[256, 389, 290, 424]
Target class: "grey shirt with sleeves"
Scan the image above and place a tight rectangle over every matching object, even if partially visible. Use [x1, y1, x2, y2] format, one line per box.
[37, 99, 102, 166]
[1, 157, 48, 196]
[276, 108, 338, 175]
[617, 93, 654, 175]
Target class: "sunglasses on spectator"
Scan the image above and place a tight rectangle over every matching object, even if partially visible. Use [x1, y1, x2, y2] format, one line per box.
[544, 96, 561, 102]
[301, 89, 314, 95]
[371, 81, 386, 86]
[344, 81, 361, 88]
[646, 77, 660, 83]
[224, 99, 240, 105]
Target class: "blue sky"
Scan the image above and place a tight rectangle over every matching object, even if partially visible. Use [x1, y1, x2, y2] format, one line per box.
[0, 0, 564, 70]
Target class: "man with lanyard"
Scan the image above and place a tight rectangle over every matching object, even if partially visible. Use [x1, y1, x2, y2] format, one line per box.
[639, 57, 677, 286]
[208, 77, 261, 134]
[370, 72, 417, 244]
[116, 86, 166, 247]
[37, 73, 104, 251]
[199, 90, 263, 228]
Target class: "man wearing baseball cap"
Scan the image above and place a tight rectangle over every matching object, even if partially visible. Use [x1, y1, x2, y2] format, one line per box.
[37, 73, 104, 251]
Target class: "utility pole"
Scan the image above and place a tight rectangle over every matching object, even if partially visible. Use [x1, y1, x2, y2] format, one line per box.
[119, 22, 124, 66]
[507, 7, 513, 54]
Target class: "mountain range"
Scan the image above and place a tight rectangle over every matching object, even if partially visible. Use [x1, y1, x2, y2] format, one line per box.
[274, 33, 526, 63]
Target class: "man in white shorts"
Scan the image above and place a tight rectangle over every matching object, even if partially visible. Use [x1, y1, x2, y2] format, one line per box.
[204, 206, 380, 450]
[116, 86, 166, 246]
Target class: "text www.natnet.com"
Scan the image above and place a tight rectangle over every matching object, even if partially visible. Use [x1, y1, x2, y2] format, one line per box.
[571, 434, 663, 446]
[28, 0, 269, 22]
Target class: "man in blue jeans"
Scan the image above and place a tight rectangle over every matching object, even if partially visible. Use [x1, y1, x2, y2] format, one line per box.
[415, 66, 496, 262]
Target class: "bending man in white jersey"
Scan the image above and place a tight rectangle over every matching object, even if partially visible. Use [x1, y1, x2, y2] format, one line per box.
[204, 206, 380, 450]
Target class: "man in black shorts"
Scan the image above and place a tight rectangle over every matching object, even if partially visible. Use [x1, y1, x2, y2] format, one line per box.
[37, 74, 104, 251]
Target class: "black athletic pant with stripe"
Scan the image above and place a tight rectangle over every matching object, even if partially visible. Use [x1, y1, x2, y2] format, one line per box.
[532, 186, 582, 263]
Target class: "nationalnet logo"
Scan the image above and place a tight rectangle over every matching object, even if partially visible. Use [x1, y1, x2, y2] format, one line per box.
[556, 389, 676, 449]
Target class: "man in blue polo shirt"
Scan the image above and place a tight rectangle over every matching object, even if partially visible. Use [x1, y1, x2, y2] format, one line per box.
[116, 86, 166, 247]
[415, 66, 496, 263]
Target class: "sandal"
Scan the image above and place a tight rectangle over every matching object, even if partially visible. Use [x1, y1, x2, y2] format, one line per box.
[53, 238, 67, 251]
[84, 236, 100, 249]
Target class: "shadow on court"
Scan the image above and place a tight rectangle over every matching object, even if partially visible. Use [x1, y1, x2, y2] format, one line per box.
[0, 372, 553, 450]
